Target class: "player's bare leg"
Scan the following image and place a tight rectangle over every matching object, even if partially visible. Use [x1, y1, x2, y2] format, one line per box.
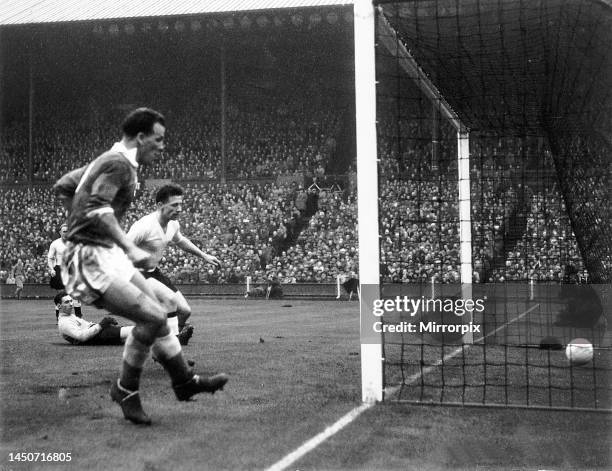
[110, 272, 193, 386]
[134, 275, 228, 400]
[145, 278, 194, 344]
[104, 272, 228, 423]
[101, 277, 168, 425]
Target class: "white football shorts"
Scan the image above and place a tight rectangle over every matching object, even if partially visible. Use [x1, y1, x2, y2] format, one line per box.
[61, 242, 137, 305]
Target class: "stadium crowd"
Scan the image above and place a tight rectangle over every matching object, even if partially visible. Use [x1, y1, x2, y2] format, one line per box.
[0, 99, 593, 288]
[0, 159, 586, 289]
[375, 116, 587, 284]
[0, 181, 356, 286]
[1, 85, 340, 184]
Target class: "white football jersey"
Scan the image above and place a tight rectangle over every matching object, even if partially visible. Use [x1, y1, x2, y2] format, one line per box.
[58, 314, 101, 344]
[48, 238, 67, 267]
[127, 213, 183, 270]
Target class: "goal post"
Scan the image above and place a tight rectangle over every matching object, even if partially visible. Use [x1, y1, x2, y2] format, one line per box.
[366, 0, 611, 411]
[457, 131, 474, 344]
[354, 0, 383, 403]
[356, 0, 475, 403]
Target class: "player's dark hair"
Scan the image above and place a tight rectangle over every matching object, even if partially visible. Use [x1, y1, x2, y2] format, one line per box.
[54, 291, 68, 305]
[156, 183, 184, 204]
[121, 108, 165, 138]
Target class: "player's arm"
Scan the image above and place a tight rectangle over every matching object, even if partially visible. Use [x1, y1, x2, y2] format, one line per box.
[175, 235, 221, 267]
[54, 166, 86, 214]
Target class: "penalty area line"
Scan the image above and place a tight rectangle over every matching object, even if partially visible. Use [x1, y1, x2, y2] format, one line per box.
[266, 303, 539, 471]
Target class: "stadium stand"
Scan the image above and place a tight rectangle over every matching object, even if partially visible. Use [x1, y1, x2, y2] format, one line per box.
[0, 40, 593, 289]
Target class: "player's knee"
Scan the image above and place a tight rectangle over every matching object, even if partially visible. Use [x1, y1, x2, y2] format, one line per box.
[141, 315, 170, 339]
[150, 307, 168, 331]
[156, 323, 171, 338]
[131, 324, 157, 345]
[135, 294, 169, 334]
[156, 292, 177, 313]
[141, 315, 168, 340]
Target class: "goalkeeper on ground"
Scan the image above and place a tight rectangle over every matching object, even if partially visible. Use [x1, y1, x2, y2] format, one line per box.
[56, 291, 132, 345]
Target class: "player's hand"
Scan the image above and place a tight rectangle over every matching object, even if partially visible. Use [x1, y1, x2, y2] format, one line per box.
[127, 246, 154, 269]
[204, 254, 221, 268]
[99, 316, 117, 329]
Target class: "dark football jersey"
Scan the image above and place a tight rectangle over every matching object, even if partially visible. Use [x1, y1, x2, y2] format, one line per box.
[54, 150, 137, 247]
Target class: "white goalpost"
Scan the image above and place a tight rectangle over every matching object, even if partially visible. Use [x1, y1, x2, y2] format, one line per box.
[356, 1, 474, 402]
[355, 0, 383, 403]
[457, 131, 474, 343]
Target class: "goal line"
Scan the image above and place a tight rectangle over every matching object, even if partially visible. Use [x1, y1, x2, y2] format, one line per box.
[265, 304, 539, 471]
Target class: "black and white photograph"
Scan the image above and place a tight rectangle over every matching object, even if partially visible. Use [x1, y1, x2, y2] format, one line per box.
[0, 0, 610, 469]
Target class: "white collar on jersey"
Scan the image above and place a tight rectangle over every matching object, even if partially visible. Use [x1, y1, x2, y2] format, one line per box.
[110, 141, 138, 168]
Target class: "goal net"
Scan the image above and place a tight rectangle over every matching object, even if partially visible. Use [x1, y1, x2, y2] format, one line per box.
[357, 0, 611, 410]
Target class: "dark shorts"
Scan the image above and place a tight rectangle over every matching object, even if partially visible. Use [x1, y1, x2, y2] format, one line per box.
[143, 267, 178, 292]
[63, 325, 123, 346]
[50, 266, 64, 290]
[89, 325, 124, 345]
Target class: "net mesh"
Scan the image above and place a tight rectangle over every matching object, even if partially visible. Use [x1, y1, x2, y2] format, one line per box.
[375, 0, 611, 410]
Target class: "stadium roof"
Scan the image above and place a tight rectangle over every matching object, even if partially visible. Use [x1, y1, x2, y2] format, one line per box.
[0, 0, 353, 26]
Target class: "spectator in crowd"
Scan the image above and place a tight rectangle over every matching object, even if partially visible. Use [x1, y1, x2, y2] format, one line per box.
[0, 96, 600, 288]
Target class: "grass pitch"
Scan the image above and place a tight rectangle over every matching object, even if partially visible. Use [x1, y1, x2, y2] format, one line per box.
[1, 298, 610, 470]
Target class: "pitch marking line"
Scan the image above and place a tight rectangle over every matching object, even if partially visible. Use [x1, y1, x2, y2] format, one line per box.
[265, 303, 539, 471]
[265, 402, 374, 471]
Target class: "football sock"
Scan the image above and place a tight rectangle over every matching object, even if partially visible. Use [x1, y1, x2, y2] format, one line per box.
[119, 326, 134, 341]
[55, 309, 59, 322]
[176, 311, 189, 331]
[119, 332, 151, 391]
[151, 333, 192, 385]
[166, 314, 180, 336]
[114, 378, 136, 395]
